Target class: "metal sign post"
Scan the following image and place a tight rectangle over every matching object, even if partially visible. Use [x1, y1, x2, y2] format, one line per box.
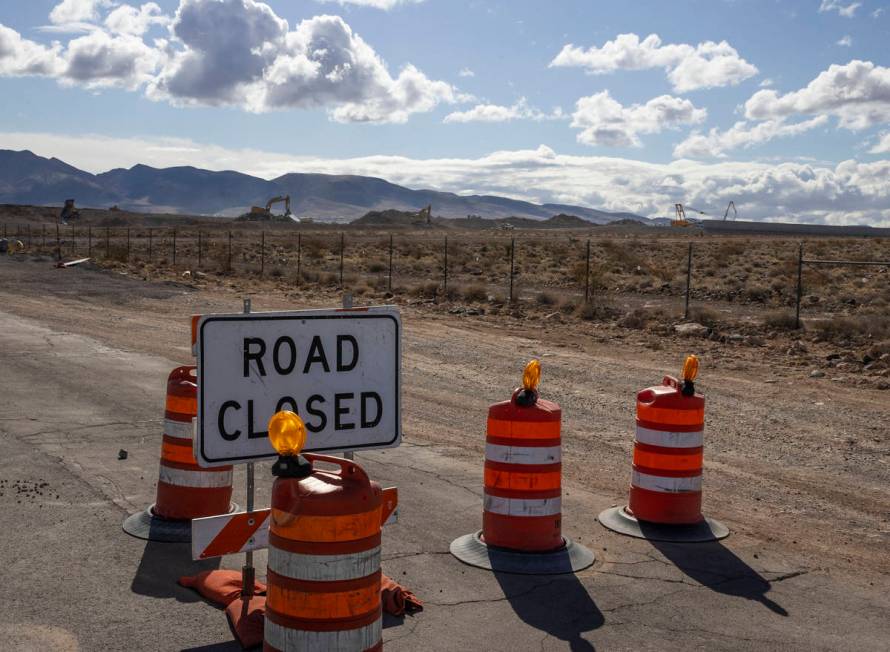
[241, 298, 255, 598]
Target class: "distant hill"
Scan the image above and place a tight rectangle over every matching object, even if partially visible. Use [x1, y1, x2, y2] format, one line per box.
[352, 209, 601, 230]
[0, 149, 649, 224]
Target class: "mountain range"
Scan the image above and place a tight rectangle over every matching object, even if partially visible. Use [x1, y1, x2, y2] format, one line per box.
[0, 149, 647, 224]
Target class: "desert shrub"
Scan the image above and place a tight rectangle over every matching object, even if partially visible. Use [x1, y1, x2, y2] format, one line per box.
[815, 313, 890, 340]
[270, 266, 284, 278]
[763, 310, 799, 330]
[744, 284, 770, 302]
[536, 291, 558, 306]
[368, 261, 386, 273]
[463, 284, 488, 302]
[688, 305, 721, 327]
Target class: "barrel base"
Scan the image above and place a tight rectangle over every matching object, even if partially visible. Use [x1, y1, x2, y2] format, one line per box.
[449, 531, 594, 575]
[598, 506, 729, 543]
[122, 502, 238, 542]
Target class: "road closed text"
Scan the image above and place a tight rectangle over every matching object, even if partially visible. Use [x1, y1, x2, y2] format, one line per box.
[197, 311, 400, 465]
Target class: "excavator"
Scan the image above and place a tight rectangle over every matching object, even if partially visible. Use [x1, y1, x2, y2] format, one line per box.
[672, 201, 737, 227]
[250, 195, 292, 218]
[412, 205, 432, 226]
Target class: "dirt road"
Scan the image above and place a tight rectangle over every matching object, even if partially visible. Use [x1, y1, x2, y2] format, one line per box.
[1, 256, 888, 650]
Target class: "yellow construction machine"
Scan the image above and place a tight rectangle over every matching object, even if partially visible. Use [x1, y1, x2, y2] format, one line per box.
[250, 195, 292, 218]
[671, 203, 706, 227]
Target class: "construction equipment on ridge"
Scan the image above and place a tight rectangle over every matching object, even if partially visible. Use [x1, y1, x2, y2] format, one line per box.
[450, 360, 594, 574]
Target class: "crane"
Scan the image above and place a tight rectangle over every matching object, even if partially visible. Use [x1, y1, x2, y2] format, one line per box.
[723, 201, 737, 221]
[671, 203, 707, 227]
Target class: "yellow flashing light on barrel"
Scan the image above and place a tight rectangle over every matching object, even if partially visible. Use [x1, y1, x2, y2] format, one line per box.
[523, 359, 541, 391]
[682, 354, 699, 383]
[268, 410, 307, 457]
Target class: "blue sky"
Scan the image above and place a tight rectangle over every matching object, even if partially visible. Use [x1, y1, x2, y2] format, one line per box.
[1, 0, 889, 223]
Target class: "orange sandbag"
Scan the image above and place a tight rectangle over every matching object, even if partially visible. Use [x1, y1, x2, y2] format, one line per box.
[225, 595, 266, 650]
[178, 570, 266, 607]
[381, 574, 423, 616]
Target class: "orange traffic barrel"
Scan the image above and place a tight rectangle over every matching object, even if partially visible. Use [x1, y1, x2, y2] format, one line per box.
[264, 412, 387, 652]
[599, 355, 729, 542]
[123, 365, 235, 542]
[451, 361, 594, 574]
[154, 366, 234, 520]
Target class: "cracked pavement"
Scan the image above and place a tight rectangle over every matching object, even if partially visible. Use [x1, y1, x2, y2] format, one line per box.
[1, 258, 888, 650]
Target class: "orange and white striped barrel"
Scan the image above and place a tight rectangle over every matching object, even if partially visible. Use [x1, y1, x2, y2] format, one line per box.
[154, 366, 233, 520]
[265, 453, 383, 652]
[482, 388, 563, 552]
[628, 375, 704, 524]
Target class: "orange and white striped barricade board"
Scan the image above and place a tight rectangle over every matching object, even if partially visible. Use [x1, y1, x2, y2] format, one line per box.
[192, 487, 397, 560]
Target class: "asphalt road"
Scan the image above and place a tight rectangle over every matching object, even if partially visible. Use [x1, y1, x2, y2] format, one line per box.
[1, 258, 888, 650]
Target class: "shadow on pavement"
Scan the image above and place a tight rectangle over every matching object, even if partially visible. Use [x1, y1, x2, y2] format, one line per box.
[181, 643, 244, 652]
[131, 540, 221, 602]
[494, 571, 603, 651]
[648, 538, 788, 616]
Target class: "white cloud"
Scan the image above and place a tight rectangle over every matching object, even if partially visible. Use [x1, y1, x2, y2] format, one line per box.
[570, 91, 706, 147]
[49, 0, 114, 25]
[0, 25, 65, 76]
[550, 32, 758, 92]
[444, 98, 564, 123]
[868, 132, 890, 153]
[759, 78, 774, 87]
[3, 131, 889, 226]
[3, 1, 459, 123]
[874, 8, 885, 18]
[837, 35, 852, 47]
[745, 60, 890, 130]
[819, 1, 861, 18]
[63, 29, 162, 89]
[105, 3, 170, 35]
[316, 0, 423, 8]
[674, 116, 829, 158]
[458, 67, 474, 77]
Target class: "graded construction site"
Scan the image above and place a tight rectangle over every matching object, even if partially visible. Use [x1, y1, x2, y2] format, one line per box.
[1, 208, 889, 651]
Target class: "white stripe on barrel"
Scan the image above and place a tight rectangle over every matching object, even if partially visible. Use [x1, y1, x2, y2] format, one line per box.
[632, 470, 701, 493]
[158, 466, 233, 488]
[485, 444, 561, 465]
[634, 426, 703, 449]
[483, 495, 561, 516]
[164, 418, 194, 440]
[265, 619, 381, 652]
[268, 546, 380, 582]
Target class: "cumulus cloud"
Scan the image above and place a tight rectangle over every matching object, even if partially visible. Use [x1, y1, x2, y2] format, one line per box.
[674, 116, 829, 158]
[550, 33, 758, 92]
[444, 98, 564, 123]
[0, 25, 65, 76]
[868, 132, 890, 153]
[105, 3, 170, 35]
[4, 131, 888, 226]
[819, 1, 861, 17]
[49, 0, 114, 25]
[569, 91, 706, 147]
[745, 60, 890, 129]
[2, 0, 459, 122]
[837, 35, 852, 47]
[458, 67, 474, 77]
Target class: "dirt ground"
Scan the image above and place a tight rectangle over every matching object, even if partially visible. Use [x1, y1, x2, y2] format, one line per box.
[1, 254, 888, 650]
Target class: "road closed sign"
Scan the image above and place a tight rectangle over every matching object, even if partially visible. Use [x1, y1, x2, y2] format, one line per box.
[195, 307, 400, 467]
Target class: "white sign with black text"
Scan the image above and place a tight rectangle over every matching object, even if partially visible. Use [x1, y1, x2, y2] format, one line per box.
[195, 307, 401, 467]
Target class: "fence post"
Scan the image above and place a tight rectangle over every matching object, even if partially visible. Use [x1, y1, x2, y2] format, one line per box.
[443, 236, 448, 294]
[126, 228, 131, 262]
[339, 232, 345, 288]
[2, 223, 5, 238]
[87, 226, 91, 257]
[70, 227, 75, 255]
[260, 230, 265, 277]
[42, 224, 46, 248]
[197, 231, 202, 268]
[55, 223, 61, 261]
[148, 228, 153, 262]
[795, 242, 804, 329]
[585, 239, 591, 303]
[388, 233, 393, 292]
[684, 242, 693, 320]
[509, 237, 515, 303]
[27, 224, 31, 248]
[105, 227, 110, 258]
[228, 231, 233, 271]
[173, 229, 177, 267]
[296, 233, 301, 281]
